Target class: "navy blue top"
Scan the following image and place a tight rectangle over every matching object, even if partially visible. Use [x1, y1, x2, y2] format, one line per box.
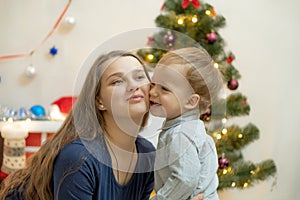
[5, 136, 155, 200]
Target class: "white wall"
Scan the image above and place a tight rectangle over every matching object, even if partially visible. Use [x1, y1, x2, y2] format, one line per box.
[1, 0, 300, 199]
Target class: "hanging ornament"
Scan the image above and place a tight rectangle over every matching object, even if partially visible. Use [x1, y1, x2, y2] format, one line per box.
[163, 33, 175, 47]
[226, 53, 235, 64]
[242, 98, 248, 107]
[24, 65, 36, 78]
[147, 37, 153, 46]
[200, 108, 211, 122]
[182, 0, 200, 9]
[227, 79, 239, 90]
[50, 46, 58, 56]
[206, 32, 218, 44]
[218, 155, 229, 169]
[64, 16, 76, 26]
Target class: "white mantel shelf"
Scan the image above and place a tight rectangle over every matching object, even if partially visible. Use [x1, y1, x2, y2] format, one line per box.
[0, 120, 63, 133]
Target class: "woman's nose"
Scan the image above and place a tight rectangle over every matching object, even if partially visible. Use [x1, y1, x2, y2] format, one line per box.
[126, 80, 139, 92]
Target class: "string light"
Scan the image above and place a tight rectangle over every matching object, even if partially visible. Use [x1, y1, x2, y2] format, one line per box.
[221, 128, 227, 134]
[191, 15, 198, 23]
[238, 133, 243, 139]
[243, 182, 249, 188]
[146, 54, 154, 62]
[231, 182, 236, 187]
[214, 62, 219, 68]
[222, 118, 227, 124]
[216, 133, 222, 140]
[222, 169, 228, 174]
[177, 17, 184, 25]
[205, 10, 212, 16]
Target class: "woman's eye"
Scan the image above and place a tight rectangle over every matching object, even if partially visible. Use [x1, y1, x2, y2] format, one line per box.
[135, 74, 146, 80]
[111, 79, 123, 85]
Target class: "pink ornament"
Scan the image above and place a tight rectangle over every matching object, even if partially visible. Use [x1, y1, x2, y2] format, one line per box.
[206, 32, 218, 43]
[218, 156, 229, 169]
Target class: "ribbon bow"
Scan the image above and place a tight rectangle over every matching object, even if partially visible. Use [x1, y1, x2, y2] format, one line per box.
[182, 0, 200, 9]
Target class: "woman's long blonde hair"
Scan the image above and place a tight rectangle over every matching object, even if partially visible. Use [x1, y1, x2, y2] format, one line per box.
[0, 50, 150, 200]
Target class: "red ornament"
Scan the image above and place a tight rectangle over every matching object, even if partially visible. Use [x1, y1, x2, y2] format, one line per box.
[182, 0, 200, 9]
[218, 156, 229, 169]
[226, 55, 235, 64]
[147, 37, 153, 46]
[206, 32, 218, 43]
[200, 108, 211, 121]
[227, 79, 239, 90]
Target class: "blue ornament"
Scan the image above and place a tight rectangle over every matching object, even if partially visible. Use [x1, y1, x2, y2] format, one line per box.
[4, 107, 14, 118]
[50, 46, 58, 56]
[18, 107, 28, 119]
[30, 105, 46, 118]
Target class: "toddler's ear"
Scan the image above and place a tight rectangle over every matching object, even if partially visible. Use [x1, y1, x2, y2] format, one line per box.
[185, 94, 200, 110]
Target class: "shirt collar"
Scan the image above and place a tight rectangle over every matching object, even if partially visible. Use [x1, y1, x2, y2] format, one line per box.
[161, 109, 200, 131]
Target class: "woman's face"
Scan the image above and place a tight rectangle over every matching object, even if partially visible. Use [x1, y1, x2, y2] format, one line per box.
[99, 56, 150, 123]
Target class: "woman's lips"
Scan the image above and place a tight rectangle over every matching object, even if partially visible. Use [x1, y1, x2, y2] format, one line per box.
[127, 95, 144, 103]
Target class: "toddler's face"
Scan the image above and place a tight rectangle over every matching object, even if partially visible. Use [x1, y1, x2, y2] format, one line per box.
[149, 64, 194, 120]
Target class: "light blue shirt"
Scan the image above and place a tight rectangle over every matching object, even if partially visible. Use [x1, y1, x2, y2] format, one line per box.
[152, 110, 219, 200]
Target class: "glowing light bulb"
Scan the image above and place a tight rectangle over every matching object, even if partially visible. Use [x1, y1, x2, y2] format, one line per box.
[223, 169, 228, 174]
[243, 182, 249, 188]
[146, 54, 154, 62]
[238, 133, 243, 139]
[231, 182, 236, 187]
[177, 18, 184, 25]
[191, 15, 198, 23]
[216, 133, 222, 140]
[205, 10, 212, 16]
[222, 118, 227, 124]
[214, 62, 219, 68]
[222, 128, 228, 134]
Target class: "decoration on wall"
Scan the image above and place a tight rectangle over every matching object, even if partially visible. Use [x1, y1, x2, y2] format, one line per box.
[63, 16, 76, 27]
[24, 65, 36, 78]
[49, 46, 58, 56]
[0, 0, 73, 61]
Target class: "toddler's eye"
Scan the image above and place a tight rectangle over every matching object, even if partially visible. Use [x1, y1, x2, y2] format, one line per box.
[161, 86, 170, 92]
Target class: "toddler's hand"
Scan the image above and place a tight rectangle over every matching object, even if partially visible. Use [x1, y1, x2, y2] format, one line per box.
[190, 193, 204, 200]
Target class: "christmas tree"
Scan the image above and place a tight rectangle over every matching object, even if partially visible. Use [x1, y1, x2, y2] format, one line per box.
[138, 0, 276, 190]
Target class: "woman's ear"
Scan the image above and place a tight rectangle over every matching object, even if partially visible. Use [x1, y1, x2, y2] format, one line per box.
[185, 94, 200, 110]
[96, 97, 106, 111]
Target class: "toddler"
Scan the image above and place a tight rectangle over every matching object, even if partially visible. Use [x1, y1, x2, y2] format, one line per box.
[150, 47, 223, 200]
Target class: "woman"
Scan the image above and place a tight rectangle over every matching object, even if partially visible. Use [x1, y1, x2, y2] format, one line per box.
[0, 50, 155, 199]
[0, 50, 204, 200]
